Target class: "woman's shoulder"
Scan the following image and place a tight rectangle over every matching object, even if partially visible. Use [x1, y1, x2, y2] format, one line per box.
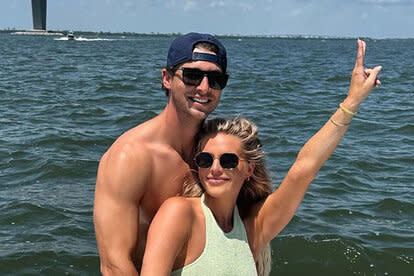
[157, 196, 201, 222]
[148, 197, 202, 244]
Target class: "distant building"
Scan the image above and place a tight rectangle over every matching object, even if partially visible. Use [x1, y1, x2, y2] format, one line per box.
[11, 0, 63, 36]
[32, 0, 47, 31]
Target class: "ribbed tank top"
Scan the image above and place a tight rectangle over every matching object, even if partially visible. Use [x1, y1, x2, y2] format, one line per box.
[170, 194, 257, 276]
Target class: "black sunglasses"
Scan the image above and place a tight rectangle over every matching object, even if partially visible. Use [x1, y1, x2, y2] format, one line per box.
[175, 68, 229, 90]
[194, 152, 245, 170]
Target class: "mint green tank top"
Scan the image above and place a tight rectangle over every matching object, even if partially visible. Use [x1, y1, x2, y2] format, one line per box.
[170, 194, 257, 276]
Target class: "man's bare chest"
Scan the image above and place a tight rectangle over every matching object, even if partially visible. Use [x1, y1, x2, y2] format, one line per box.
[140, 159, 196, 219]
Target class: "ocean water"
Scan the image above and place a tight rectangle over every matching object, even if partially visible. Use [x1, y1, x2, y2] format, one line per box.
[0, 32, 413, 275]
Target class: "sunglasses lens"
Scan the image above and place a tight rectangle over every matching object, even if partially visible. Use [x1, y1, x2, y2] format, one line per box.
[182, 69, 204, 86]
[195, 152, 213, 168]
[208, 73, 229, 90]
[220, 153, 239, 169]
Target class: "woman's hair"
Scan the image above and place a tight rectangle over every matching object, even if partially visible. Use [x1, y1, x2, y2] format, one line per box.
[183, 117, 272, 212]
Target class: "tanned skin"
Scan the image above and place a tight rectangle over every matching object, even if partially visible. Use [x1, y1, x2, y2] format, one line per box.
[93, 48, 224, 275]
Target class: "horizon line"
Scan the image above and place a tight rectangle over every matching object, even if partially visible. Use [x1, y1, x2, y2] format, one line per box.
[1, 28, 413, 40]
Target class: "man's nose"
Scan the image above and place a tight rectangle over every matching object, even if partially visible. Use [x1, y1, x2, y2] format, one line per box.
[196, 75, 209, 93]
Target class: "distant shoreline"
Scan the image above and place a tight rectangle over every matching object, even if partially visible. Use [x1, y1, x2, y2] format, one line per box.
[1, 29, 413, 40]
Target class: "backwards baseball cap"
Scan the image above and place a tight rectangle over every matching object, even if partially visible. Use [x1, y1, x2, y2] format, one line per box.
[167, 32, 227, 73]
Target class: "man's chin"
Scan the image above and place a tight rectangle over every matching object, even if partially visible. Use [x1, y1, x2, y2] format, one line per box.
[187, 104, 214, 119]
[189, 109, 209, 121]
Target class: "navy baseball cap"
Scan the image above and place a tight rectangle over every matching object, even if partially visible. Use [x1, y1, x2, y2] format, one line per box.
[167, 32, 227, 73]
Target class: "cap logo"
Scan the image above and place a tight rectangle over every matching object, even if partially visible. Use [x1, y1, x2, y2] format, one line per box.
[192, 52, 219, 64]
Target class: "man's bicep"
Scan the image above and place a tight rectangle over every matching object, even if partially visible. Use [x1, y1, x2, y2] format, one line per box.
[94, 148, 149, 273]
[94, 192, 140, 260]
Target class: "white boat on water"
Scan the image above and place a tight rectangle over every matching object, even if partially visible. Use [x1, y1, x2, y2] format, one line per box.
[67, 31, 75, 40]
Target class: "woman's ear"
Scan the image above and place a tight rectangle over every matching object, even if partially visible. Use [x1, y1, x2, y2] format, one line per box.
[246, 161, 255, 179]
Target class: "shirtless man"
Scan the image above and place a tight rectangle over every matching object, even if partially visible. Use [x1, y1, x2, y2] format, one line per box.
[93, 33, 229, 275]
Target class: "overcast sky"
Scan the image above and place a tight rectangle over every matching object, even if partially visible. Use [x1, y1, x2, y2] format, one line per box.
[1, 0, 414, 38]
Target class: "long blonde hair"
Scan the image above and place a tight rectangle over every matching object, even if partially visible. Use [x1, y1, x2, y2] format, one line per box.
[183, 117, 273, 276]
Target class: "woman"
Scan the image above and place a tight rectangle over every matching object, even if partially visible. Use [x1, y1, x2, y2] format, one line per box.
[140, 40, 382, 275]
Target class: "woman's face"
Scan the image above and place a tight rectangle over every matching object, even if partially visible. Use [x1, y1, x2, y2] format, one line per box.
[197, 133, 254, 199]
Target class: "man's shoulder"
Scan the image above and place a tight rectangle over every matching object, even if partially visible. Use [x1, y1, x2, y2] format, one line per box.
[107, 115, 175, 156]
[96, 127, 155, 193]
[101, 135, 149, 170]
[103, 119, 161, 160]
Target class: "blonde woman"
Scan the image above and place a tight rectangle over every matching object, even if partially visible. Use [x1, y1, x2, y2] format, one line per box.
[140, 40, 381, 276]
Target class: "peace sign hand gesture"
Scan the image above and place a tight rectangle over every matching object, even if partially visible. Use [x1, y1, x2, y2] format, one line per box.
[343, 39, 382, 112]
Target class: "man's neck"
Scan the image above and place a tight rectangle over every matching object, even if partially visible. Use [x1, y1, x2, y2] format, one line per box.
[156, 106, 204, 162]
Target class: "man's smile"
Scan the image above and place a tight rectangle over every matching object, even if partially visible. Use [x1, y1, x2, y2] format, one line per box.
[189, 97, 210, 104]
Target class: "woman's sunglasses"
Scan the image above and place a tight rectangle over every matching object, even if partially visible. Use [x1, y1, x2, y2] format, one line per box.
[175, 67, 229, 90]
[194, 152, 245, 170]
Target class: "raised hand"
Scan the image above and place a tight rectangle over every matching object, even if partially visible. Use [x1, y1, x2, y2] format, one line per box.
[344, 39, 382, 111]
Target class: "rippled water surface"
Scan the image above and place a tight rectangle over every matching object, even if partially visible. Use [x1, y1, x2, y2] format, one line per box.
[0, 32, 413, 275]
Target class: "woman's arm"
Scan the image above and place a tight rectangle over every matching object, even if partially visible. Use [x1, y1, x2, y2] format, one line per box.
[140, 197, 194, 276]
[251, 39, 382, 251]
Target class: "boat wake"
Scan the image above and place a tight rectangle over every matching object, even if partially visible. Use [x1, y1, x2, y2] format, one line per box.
[54, 37, 117, 41]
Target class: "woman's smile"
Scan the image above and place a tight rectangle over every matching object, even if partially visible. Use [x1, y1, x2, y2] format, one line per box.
[206, 176, 230, 185]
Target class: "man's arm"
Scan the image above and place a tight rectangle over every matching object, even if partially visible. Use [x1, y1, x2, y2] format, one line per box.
[252, 39, 382, 251]
[94, 143, 150, 275]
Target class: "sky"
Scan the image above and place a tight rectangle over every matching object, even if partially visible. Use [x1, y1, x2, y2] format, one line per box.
[1, 0, 414, 38]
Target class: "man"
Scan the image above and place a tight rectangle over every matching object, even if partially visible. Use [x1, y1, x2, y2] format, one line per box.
[93, 33, 229, 275]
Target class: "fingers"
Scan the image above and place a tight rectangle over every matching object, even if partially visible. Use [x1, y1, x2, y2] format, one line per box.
[366, 66, 382, 87]
[356, 40, 382, 87]
[362, 39, 366, 56]
[355, 39, 366, 69]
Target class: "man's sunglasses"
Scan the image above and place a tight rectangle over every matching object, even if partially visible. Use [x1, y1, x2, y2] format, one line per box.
[175, 68, 229, 90]
[194, 152, 245, 170]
